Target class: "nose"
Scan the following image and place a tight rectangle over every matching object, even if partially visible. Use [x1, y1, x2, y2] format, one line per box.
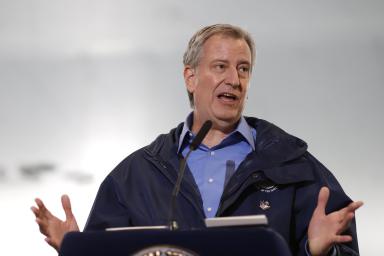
[225, 67, 241, 90]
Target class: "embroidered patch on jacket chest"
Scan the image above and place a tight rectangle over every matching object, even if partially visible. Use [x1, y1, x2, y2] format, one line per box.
[259, 200, 271, 210]
[255, 180, 279, 193]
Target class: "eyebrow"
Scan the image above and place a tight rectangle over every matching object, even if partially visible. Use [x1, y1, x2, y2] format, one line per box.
[210, 59, 251, 65]
[237, 59, 251, 66]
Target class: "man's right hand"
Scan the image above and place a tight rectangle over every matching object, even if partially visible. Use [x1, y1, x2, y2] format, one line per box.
[31, 194, 80, 252]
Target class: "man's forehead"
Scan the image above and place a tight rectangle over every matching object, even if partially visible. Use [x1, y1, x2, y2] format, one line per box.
[204, 34, 247, 47]
[201, 34, 251, 60]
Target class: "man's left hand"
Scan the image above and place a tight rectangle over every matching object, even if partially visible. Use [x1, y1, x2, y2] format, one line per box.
[308, 187, 363, 256]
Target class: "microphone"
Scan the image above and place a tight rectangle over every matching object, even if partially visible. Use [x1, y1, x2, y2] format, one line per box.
[169, 120, 212, 230]
[189, 120, 213, 150]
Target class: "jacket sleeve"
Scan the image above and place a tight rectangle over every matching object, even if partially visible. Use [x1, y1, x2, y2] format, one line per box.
[83, 175, 132, 231]
[294, 153, 359, 256]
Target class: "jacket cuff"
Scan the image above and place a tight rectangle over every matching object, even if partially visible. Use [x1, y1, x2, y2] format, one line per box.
[305, 240, 337, 256]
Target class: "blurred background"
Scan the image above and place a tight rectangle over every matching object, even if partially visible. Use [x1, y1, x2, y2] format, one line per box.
[0, 0, 383, 255]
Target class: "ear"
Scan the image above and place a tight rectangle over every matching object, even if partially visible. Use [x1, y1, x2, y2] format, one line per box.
[184, 65, 197, 94]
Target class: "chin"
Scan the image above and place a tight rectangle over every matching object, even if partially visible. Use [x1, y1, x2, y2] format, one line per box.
[213, 112, 241, 125]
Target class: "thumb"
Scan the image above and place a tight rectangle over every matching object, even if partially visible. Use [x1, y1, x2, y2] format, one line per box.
[315, 187, 330, 215]
[61, 194, 74, 220]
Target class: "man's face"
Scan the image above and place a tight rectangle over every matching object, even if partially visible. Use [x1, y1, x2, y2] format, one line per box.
[184, 34, 252, 129]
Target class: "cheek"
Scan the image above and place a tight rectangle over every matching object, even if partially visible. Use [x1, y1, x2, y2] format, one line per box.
[197, 76, 217, 94]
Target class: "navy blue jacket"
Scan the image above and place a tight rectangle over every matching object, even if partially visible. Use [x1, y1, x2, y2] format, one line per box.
[84, 117, 359, 255]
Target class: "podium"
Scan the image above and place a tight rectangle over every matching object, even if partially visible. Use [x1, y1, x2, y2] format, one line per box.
[59, 227, 292, 256]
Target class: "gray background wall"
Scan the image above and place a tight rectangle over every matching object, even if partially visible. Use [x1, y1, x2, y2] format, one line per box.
[0, 0, 383, 255]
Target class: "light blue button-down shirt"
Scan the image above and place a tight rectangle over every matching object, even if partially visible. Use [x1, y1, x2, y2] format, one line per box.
[178, 114, 257, 218]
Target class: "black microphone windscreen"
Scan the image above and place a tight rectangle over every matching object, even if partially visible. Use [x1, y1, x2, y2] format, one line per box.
[189, 120, 212, 150]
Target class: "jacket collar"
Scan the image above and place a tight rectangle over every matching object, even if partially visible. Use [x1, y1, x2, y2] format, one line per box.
[145, 117, 314, 185]
[177, 113, 256, 153]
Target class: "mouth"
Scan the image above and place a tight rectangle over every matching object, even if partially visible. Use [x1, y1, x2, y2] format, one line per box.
[217, 92, 239, 103]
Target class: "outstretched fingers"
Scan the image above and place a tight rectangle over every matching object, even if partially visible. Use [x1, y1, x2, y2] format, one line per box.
[62, 194, 80, 232]
[347, 201, 364, 212]
[315, 187, 330, 215]
[308, 187, 363, 255]
[32, 198, 53, 218]
[31, 195, 80, 252]
[30, 205, 39, 217]
[338, 201, 363, 217]
[337, 201, 364, 233]
[61, 194, 75, 221]
[34, 198, 46, 210]
[31, 200, 51, 236]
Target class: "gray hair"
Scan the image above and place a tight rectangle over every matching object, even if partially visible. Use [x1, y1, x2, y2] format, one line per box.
[183, 24, 256, 107]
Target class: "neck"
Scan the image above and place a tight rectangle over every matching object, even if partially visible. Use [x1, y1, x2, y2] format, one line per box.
[191, 116, 238, 148]
[201, 128, 231, 148]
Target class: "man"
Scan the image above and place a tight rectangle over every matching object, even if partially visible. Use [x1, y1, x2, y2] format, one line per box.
[31, 24, 363, 255]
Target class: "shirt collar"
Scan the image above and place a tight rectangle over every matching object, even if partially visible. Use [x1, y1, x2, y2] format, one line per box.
[236, 115, 256, 150]
[177, 113, 194, 153]
[177, 113, 255, 153]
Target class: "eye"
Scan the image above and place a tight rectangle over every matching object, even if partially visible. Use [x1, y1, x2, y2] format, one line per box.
[238, 65, 250, 78]
[214, 63, 226, 71]
[238, 66, 250, 73]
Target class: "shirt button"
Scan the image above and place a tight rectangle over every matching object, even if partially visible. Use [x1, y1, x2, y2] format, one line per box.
[210, 151, 215, 156]
[207, 207, 212, 212]
[208, 178, 214, 183]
